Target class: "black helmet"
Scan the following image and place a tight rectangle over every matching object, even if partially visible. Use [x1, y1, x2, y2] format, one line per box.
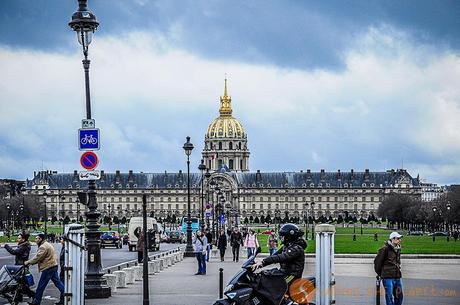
[279, 223, 303, 244]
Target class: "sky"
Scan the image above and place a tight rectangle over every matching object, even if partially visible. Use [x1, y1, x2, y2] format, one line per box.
[1, 0, 460, 185]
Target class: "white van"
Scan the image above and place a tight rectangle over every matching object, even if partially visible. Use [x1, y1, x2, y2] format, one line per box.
[127, 217, 161, 252]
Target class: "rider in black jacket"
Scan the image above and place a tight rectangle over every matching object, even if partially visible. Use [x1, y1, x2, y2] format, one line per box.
[253, 224, 307, 279]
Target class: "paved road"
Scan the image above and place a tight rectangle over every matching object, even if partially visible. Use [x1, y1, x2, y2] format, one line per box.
[84, 252, 460, 305]
[0, 242, 182, 304]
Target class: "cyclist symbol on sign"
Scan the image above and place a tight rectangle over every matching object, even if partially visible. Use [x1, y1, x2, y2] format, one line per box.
[80, 134, 98, 145]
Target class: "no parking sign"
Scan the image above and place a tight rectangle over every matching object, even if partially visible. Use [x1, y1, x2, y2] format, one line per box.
[80, 151, 99, 170]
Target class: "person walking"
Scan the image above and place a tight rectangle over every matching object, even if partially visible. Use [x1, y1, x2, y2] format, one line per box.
[192, 230, 208, 275]
[230, 227, 243, 262]
[25, 233, 64, 305]
[136, 229, 145, 263]
[3, 231, 32, 265]
[2, 231, 35, 300]
[217, 229, 227, 262]
[58, 236, 65, 283]
[374, 232, 404, 305]
[205, 229, 213, 262]
[244, 229, 259, 258]
[267, 233, 278, 256]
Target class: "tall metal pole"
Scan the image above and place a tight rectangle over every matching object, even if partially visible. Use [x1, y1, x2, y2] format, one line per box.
[69, 0, 109, 298]
[185, 153, 194, 256]
[142, 194, 150, 305]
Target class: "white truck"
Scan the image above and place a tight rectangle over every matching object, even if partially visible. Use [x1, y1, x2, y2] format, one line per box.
[127, 217, 161, 252]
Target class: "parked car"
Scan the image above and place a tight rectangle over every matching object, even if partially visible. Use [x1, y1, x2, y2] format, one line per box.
[408, 231, 424, 236]
[166, 230, 184, 243]
[122, 234, 129, 245]
[101, 231, 122, 249]
[429, 231, 449, 236]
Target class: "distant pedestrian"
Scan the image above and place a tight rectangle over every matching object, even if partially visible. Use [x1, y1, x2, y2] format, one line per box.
[453, 231, 459, 242]
[230, 227, 243, 262]
[374, 233, 379, 241]
[136, 229, 145, 263]
[217, 229, 227, 262]
[205, 229, 213, 262]
[193, 230, 207, 275]
[267, 233, 278, 256]
[25, 233, 64, 305]
[59, 236, 65, 283]
[244, 229, 259, 258]
[374, 232, 403, 305]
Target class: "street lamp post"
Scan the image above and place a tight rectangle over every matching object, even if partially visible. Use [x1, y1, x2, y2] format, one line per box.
[198, 159, 206, 232]
[6, 202, 11, 241]
[432, 206, 437, 242]
[183, 136, 195, 257]
[59, 192, 65, 234]
[303, 203, 309, 240]
[310, 202, 315, 240]
[205, 170, 211, 231]
[43, 191, 48, 237]
[69, 0, 110, 298]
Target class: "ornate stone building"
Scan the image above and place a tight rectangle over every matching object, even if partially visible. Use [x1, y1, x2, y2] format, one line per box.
[202, 79, 250, 172]
[25, 80, 422, 224]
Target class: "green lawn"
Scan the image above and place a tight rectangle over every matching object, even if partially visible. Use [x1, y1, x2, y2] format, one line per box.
[0, 224, 126, 243]
[255, 227, 460, 254]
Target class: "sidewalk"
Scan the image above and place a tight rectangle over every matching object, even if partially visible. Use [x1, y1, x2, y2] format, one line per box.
[87, 248, 460, 305]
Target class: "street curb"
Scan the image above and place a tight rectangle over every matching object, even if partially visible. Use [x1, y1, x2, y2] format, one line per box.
[103, 246, 186, 273]
[256, 253, 460, 259]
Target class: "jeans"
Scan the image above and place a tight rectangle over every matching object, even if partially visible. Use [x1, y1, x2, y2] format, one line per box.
[196, 252, 206, 274]
[232, 245, 240, 261]
[269, 248, 277, 256]
[33, 266, 64, 305]
[382, 278, 403, 305]
[247, 247, 255, 258]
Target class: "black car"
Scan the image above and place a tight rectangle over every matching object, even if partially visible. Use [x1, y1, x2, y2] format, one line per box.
[166, 230, 184, 243]
[429, 231, 449, 236]
[101, 231, 122, 249]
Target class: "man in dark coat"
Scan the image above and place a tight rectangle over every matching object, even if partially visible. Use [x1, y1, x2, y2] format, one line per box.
[3, 231, 32, 265]
[230, 227, 243, 262]
[374, 232, 403, 305]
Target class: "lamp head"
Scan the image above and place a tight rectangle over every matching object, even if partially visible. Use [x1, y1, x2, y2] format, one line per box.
[183, 136, 194, 156]
[69, 0, 98, 50]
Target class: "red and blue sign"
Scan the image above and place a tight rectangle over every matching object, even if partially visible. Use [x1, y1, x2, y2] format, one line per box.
[80, 151, 99, 170]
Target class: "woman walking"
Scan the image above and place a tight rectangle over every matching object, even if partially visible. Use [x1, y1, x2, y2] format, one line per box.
[217, 230, 227, 262]
[244, 229, 259, 258]
[193, 230, 208, 275]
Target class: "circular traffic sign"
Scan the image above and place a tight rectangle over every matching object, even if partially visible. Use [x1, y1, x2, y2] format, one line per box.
[80, 151, 99, 170]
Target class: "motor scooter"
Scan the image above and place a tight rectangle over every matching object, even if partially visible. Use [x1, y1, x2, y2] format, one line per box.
[213, 248, 315, 305]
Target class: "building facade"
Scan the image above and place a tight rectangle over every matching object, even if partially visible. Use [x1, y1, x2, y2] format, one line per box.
[24, 80, 422, 223]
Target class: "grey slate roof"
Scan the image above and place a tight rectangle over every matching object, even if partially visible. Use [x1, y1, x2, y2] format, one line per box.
[26, 169, 420, 189]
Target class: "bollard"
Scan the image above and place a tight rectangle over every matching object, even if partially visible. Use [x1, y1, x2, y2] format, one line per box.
[64, 224, 85, 305]
[219, 268, 224, 299]
[376, 276, 381, 305]
[315, 224, 336, 305]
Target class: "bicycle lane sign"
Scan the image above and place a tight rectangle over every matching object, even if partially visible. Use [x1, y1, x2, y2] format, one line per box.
[78, 128, 100, 151]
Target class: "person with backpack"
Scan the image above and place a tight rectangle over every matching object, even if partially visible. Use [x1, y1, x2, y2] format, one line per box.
[374, 232, 403, 305]
[244, 229, 259, 258]
[192, 230, 208, 275]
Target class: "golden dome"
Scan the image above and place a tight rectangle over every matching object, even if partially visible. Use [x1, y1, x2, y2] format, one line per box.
[206, 79, 245, 139]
